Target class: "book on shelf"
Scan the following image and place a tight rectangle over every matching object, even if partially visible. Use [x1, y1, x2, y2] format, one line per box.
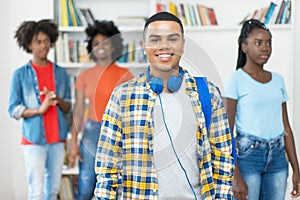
[283, 0, 292, 24]
[252, 8, 264, 21]
[275, 0, 286, 24]
[78, 44, 90, 63]
[188, 4, 196, 26]
[59, 176, 75, 200]
[279, 0, 291, 24]
[55, 34, 65, 63]
[60, 0, 69, 27]
[63, 33, 70, 63]
[238, 13, 251, 25]
[118, 41, 147, 64]
[240, 0, 292, 25]
[251, 9, 259, 19]
[207, 7, 218, 25]
[192, 4, 201, 27]
[55, 32, 90, 64]
[264, 2, 277, 24]
[79, 8, 95, 26]
[69, 0, 83, 26]
[156, 3, 167, 13]
[168, 2, 178, 17]
[57, 0, 82, 27]
[68, 0, 76, 26]
[179, 3, 187, 26]
[259, 6, 269, 22]
[68, 40, 80, 63]
[198, 4, 208, 26]
[59, 170, 79, 199]
[183, 4, 192, 26]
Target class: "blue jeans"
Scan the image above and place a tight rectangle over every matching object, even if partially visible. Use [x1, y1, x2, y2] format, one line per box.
[22, 142, 65, 200]
[236, 133, 288, 200]
[78, 119, 101, 200]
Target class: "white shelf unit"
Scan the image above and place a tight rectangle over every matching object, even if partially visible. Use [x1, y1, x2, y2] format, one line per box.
[54, 0, 295, 146]
[56, 26, 148, 77]
[62, 166, 79, 175]
[55, 0, 293, 80]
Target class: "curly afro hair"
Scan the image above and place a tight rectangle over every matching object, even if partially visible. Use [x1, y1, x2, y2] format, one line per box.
[14, 19, 58, 53]
[85, 20, 123, 61]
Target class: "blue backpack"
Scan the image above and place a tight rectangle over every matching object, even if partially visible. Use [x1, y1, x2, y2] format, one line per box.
[195, 77, 237, 164]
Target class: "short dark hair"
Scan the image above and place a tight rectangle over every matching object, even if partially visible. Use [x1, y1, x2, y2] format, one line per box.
[14, 19, 58, 53]
[85, 20, 123, 61]
[143, 11, 184, 39]
[236, 19, 272, 70]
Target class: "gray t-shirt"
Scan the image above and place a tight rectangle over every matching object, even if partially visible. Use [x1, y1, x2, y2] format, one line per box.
[153, 82, 202, 200]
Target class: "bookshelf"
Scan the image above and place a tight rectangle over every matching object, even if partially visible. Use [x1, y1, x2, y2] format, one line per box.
[53, 0, 293, 84]
[54, 0, 150, 77]
[53, 0, 296, 199]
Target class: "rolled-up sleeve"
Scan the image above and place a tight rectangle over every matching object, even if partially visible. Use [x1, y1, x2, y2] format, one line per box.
[8, 70, 25, 120]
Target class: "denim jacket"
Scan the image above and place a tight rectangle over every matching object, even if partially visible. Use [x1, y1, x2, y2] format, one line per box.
[8, 61, 71, 144]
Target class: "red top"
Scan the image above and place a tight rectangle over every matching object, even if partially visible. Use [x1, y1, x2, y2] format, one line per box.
[22, 62, 60, 144]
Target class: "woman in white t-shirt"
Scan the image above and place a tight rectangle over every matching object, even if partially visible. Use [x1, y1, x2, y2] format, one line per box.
[224, 19, 300, 200]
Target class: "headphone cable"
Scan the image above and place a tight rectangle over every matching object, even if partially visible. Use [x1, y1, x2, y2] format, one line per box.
[158, 94, 198, 200]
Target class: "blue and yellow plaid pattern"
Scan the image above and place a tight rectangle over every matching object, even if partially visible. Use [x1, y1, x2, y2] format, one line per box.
[94, 67, 234, 200]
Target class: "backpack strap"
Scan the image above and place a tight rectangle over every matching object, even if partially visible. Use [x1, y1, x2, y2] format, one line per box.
[195, 77, 237, 164]
[195, 77, 212, 131]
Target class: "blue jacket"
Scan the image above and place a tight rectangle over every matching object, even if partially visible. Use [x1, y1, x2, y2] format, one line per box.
[8, 61, 71, 144]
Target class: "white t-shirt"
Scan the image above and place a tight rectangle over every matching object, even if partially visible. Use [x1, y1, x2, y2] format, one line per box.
[153, 81, 201, 200]
[224, 68, 288, 140]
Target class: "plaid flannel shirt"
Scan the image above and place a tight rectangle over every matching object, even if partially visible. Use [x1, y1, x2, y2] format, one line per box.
[94, 67, 234, 200]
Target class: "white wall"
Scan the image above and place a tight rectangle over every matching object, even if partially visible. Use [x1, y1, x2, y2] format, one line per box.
[0, 0, 52, 199]
[0, 0, 13, 198]
[292, 1, 300, 198]
[0, 0, 299, 199]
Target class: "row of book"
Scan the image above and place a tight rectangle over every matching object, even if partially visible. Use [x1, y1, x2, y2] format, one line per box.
[118, 41, 147, 64]
[240, 0, 291, 25]
[55, 33, 90, 64]
[156, 2, 218, 26]
[57, 0, 96, 27]
[55, 33, 147, 64]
